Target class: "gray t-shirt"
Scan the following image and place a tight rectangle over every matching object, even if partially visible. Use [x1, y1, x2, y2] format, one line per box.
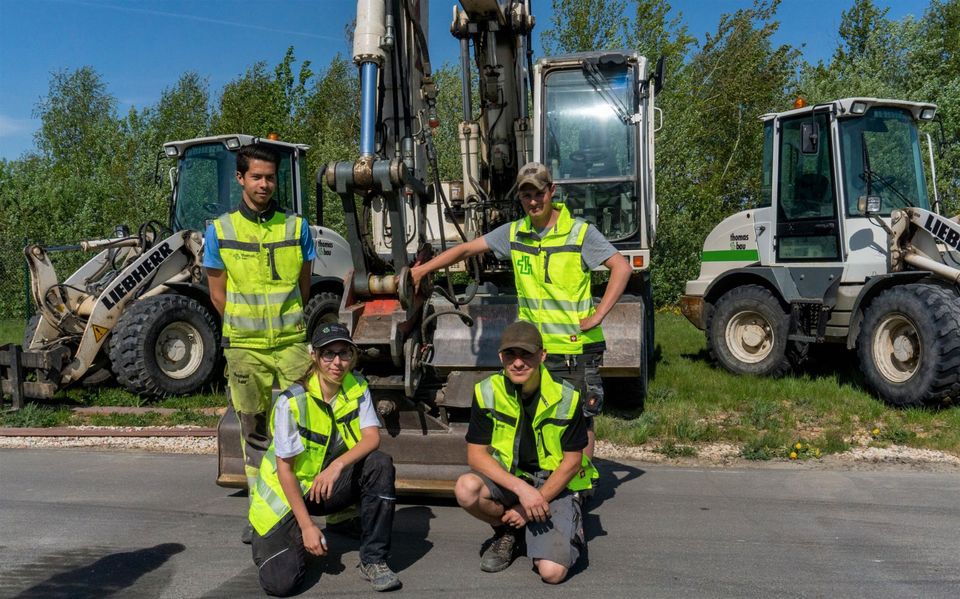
[273, 383, 379, 462]
[483, 219, 617, 271]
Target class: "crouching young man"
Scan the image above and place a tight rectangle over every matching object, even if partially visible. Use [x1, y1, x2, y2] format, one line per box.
[248, 323, 401, 595]
[455, 321, 597, 584]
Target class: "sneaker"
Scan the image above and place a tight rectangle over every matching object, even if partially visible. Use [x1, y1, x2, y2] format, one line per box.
[240, 523, 253, 545]
[358, 561, 402, 592]
[480, 527, 521, 573]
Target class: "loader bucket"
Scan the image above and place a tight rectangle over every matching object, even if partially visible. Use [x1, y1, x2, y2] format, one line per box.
[215, 388, 469, 495]
[0, 344, 71, 410]
[428, 294, 645, 377]
[216, 403, 246, 488]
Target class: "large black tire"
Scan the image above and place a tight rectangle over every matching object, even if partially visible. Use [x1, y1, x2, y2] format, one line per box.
[707, 285, 799, 377]
[109, 294, 220, 396]
[856, 283, 960, 407]
[304, 291, 342, 342]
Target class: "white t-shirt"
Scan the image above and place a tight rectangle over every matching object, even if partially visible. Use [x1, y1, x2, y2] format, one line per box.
[272, 381, 379, 461]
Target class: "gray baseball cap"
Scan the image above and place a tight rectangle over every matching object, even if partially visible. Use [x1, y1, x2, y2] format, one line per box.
[498, 321, 543, 354]
[515, 161, 553, 192]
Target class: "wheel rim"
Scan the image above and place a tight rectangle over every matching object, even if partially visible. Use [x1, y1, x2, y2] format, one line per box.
[725, 310, 775, 364]
[154, 321, 204, 380]
[872, 313, 920, 383]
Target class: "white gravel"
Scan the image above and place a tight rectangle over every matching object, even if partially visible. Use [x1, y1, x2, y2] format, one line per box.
[3, 429, 959, 471]
[0, 427, 216, 454]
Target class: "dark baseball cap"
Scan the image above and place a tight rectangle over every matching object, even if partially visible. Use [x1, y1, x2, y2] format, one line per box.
[498, 321, 543, 354]
[310, 322, 357, 350]
[515, 161, 553, 192]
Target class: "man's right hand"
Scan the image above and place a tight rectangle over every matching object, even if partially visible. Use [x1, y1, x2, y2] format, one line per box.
[301, 523, 327, 556]
[515, 482, 551, 522]
[410, 264, 427, 293]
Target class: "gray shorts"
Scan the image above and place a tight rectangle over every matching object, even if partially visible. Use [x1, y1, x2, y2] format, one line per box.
[474, 471, 585, 569]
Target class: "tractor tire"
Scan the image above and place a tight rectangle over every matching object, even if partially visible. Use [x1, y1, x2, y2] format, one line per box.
[304, 291, 342, 343]
[856, 283, 960, 407]
[109, 294, 220, 396]
[707, 285, 798, 377]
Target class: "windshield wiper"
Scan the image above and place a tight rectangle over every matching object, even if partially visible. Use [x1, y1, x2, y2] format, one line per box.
[859, 132, 912, 209]
[582, 63, 632, 124]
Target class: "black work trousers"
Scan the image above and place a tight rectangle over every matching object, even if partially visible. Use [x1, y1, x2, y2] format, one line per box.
[251, 450, 396, 597]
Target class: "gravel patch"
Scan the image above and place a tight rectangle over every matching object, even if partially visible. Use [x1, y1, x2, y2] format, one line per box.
[595, 439, 960, 471]
[3, 429, 959, 471]
[0, 426, 216, 454]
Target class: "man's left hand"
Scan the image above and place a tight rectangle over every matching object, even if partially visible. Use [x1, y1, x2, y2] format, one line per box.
[501, 506, 529, 528]
[308, 461, 344, 502]
[579, 314, 602, 331]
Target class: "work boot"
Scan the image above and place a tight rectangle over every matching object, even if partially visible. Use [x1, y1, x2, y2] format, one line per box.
[358, 561, 402, 591]
[240, 523, 253, 545]
[480, 526, 521, 573]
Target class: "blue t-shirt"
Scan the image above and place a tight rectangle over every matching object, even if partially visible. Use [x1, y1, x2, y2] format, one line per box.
[202, 216, 316, 270]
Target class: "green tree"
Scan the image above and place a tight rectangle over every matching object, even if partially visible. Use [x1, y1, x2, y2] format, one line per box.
[541, 0, 630, 54]
[652, 0, 799, 304]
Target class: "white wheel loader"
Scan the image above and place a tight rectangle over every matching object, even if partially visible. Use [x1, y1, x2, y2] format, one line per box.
[1, 134, 353, 407]
[680, 98, 960, 407]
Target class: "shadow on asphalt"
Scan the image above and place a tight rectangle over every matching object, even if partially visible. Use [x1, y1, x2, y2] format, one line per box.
[568, 457, 645, 581]
[10, 543, 184, 598]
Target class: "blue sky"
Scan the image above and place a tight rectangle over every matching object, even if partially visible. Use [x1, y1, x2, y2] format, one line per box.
[0, 0, 930, 160]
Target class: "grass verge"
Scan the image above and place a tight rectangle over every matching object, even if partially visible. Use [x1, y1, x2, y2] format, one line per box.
[596, 311, 960, 460]
[4, 314, 960, 461]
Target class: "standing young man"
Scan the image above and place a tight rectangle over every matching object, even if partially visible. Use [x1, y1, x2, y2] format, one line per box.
[204, 143, 315, 543]
[411, 162, 631, 458]
[454, 321, 596, 583]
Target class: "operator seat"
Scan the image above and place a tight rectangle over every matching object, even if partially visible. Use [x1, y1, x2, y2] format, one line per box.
[792, 172, 831, 218]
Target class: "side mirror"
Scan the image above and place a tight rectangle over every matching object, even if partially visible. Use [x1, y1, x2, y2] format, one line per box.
[801, 122, 819, 155]
[858, 195, 882, 214]
[653, 56, 665, 94]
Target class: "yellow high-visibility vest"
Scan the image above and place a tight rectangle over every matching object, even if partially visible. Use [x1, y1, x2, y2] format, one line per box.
[249, 371, 366, 535]
[474, 366, 597, 492]
[213, 209, 306, 349]
[509, 203, 604, 355]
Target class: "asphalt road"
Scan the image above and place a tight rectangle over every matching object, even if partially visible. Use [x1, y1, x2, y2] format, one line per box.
[1, 449, 959, 598]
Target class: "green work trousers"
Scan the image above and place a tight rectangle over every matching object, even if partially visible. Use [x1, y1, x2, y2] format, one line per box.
[224, 342, 311, 488]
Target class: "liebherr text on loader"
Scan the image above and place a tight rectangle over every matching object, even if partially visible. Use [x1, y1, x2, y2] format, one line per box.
[680, 98, 959, 407]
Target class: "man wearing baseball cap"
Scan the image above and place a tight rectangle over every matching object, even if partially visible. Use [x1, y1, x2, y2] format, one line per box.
[411, 161, 631, 459]
[247, 322, 401, 594]
[454, 321, 597, 583]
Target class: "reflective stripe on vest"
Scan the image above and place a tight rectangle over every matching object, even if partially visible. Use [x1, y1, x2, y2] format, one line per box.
[509, 203, 604, 355]
[248, 371, 368, 535]
[213, 209, 305, 349]
[474, 367, 598, 492]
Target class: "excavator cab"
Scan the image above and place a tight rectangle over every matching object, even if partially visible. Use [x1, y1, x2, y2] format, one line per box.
[536, 52, 654, 246]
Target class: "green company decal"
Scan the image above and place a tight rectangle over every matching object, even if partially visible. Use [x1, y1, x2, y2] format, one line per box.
[702, 249, 759, 262]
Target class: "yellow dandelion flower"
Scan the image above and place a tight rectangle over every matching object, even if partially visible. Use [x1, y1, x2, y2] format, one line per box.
[789, 451, 798, 459]
[795, 442, 802, 450]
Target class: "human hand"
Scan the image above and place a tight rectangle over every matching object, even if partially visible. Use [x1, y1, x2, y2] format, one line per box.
[309, 462, 344, 503]
[302, 523, 328, 556]
[410, 265, 427, 293]
[516, 483, 550, 523]
[579, 314, 601, 332]
[501, 506, 529, 528]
